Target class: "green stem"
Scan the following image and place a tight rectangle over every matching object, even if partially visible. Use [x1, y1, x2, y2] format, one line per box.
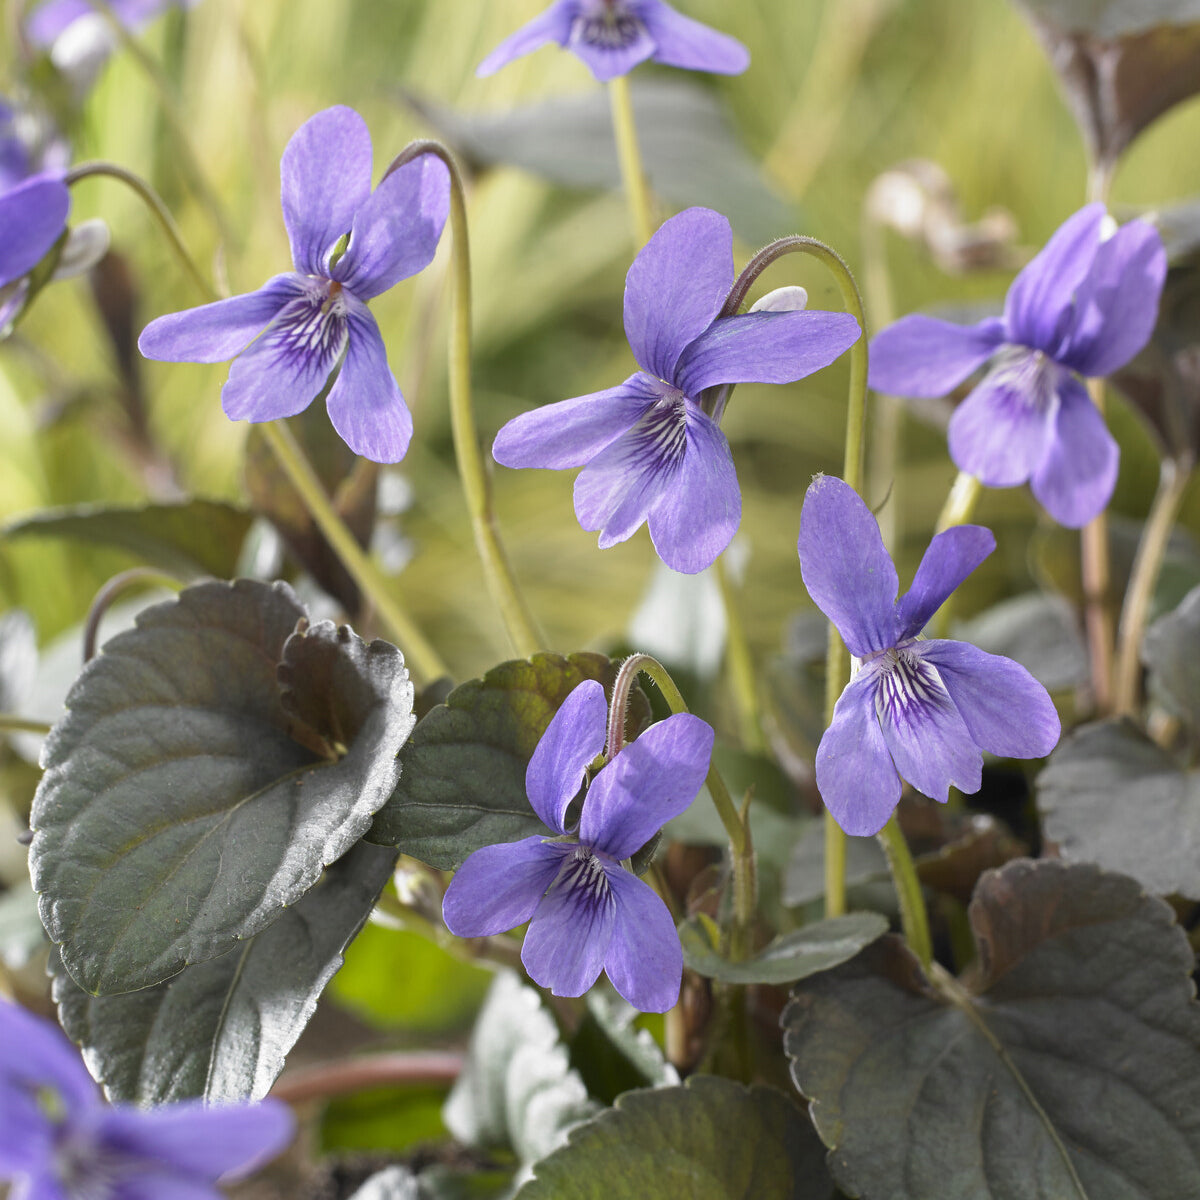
[1114, 458, 1194, 715]
[608, 75, 654, 247]
[0, 715, 52, 735]
[65, 162, 217, 302]
[1082, 377, 1115, 713]
[932, 470, 984, 639]
[387, 142, 545, 659]
[877, 814, 932, 972]
[715, 557, 765, 753]
[84, 567, 182, 661]
[259, 421, 448, 683]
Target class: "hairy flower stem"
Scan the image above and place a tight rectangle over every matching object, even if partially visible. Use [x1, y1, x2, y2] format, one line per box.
[259, 421, 448, 683]
[386, 142, 546, 658]
[608, 75, 654, 247]
[65, 162, 218, 303]
[83, 567, 182, 662]
[1082, 377, 1115, 713]
[877, 813, 932, 972]
[1115, 458, 1194, 714]
[715, 557, 766, 753]
[608, 653, 755, 961]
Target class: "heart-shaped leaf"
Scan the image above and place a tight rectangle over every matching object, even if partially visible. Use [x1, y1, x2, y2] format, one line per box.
[515, 1076, 836, 1200]
[52, 838, 397, 1103]
[784, 858, 1200, 1198]
[31, 579, 415, 994]
[1142, 581, 1200, 730]
[367, 652, 646, 869]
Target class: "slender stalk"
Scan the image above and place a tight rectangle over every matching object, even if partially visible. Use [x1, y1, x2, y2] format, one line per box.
[608, 75, 654, 247]
[1082, 377, 1115, 713]
[65, 162, 217, 302]
[84, 567, 182, 661]
[1114, 459, 1194, 715]
[715, 557, 765, 753]
[876, 813, 932, 972]
[386, 142, 545, 658]
[932, 471, 985, 639]
[0, 715, 52, 735]
[271, 1052, 463, 1104]
[259, 421, 448, 683]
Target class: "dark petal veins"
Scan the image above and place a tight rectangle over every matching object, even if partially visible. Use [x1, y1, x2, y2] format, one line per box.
[567, 2, 656, 80]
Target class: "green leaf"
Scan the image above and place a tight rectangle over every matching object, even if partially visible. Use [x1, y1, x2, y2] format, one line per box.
[515, 1076, 837, 1200]
[443, 972, 597, 1167]
[368, 652, 646, 869]
[1038, 717, 1200, 898]
[784, 858, 1200, 1199]
[680, 911, 888, 985]
[2, 500, 253, 580]
[0, 609, 37, 714]
[568, 988, 677, 1106]
[1142, 583, 1200, 731]
[1012, 0, 1200, 170]
[30, 579, 415, 994]
[51, 838, 397, 1103]
[403, 80, 794, 246]
[0, 879, 44, 969]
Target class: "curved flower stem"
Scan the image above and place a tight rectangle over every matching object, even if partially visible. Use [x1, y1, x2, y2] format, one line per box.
[1114, 458, 1194, 715]
[1082, 377, 1115, 713]
[608, 75, 655, 248]
[609, 652, 754, 961]
[876, 813, 932, 972]
[386, 141, 545, 659]
[65, 162, 217, 303]
[715, 557, 765, 753]
[259, 421, 448, 683]
[83, 567, 183, 662]
[0, 714, 52, 736]
[272, 1051, 463, 1105]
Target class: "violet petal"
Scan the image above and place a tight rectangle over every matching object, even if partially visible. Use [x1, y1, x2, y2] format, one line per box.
[867, 313, 1005, 397]
[442, 838, 567, 938]
[642, 0, 749, 75]
[895, 525, 995, 641]
[798, 475, 898, 657]
[568, 17, 657, 81]
[604, 865, 683, 1012]
[0, 174, 69, 288]
[526, 679, 608, 834]
[475, 0, 575, 77]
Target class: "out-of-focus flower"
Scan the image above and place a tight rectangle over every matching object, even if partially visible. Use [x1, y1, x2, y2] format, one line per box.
[492, 207, 861, 573]
[139, 106, 449, 463]
[799, 474, 1060, 836]
[442, 679, 713, 1012]
[868, 204, 1167, 527]
[477, 0, 748, 82]
[0, 997, 294, 1199]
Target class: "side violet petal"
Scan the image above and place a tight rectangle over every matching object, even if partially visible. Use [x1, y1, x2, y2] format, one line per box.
[280, 106, 374, 276]
[580, 712, 713, 859]
[867, 313, 1006, 398]
[0, 174, 69, 287]
[475, 0, 575, 77]
[642, 0, 750, 75]
[895, 525, 995, 642]
[917, 640, 1061, 760]
[798, 475, 899, 657]
[624, 207, 733, 381]
[324, 297, 412, 464]
[815, 669, 901, 837]
[526, 679, 608, 835]
[604, 866, 684, 1013]
[442, 838, 567, 938]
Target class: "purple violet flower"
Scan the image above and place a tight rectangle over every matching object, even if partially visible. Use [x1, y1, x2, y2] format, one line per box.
[138, 106, 449, 463]
[477, 0, 749, 82]
[492, 207, 861, 573]
[0, 997, 294, 1200]
[442, 679, 713, 1012]
[799, 475, 1060, 836]
[868, 203, 1166, 528]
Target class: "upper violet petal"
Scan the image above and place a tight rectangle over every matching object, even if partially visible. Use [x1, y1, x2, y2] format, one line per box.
[1058, 217, 1167, 378]
[603, 866, 683, 1013]
[476, 1, 575, 77]
[324, 297, 412, 463]
[867, 314, 1006, 398]
[580, 713, 713, 859]
[946, 351, 1059, 488]
[1029, 374, 1118, 528]
[917, 640, 1061, 760]
[1005, 204, 1105, 352]
[521, 852, 615, 997]
[138, 275, 302, 364]
[333, 153, 449, 301]
[280, 106, 373, 276]
[492, 375, 658, 470]
[646, 402, 740, 574]
[798, 475, 898, 657]
[673, 309, 861, 397]
[0, 174, 68, 287]
[442, 838, 568, 938]
[526, 679, 608, 834]
[815, 668, 901, 837]
[642, 0, 749, 74]
[876, 652, 982, 803]
[895, 525, 995, 641]
[624, 207, 732, 381]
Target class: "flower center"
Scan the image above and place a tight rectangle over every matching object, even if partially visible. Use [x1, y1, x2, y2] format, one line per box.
[873, 646, 944, 725]
[983, 346, 1062, 416]
[269, 277, 348, 370]
[629, 387, 689, 475]
[54, 1128, 128, 1200]
[574, 0, 643, 49]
